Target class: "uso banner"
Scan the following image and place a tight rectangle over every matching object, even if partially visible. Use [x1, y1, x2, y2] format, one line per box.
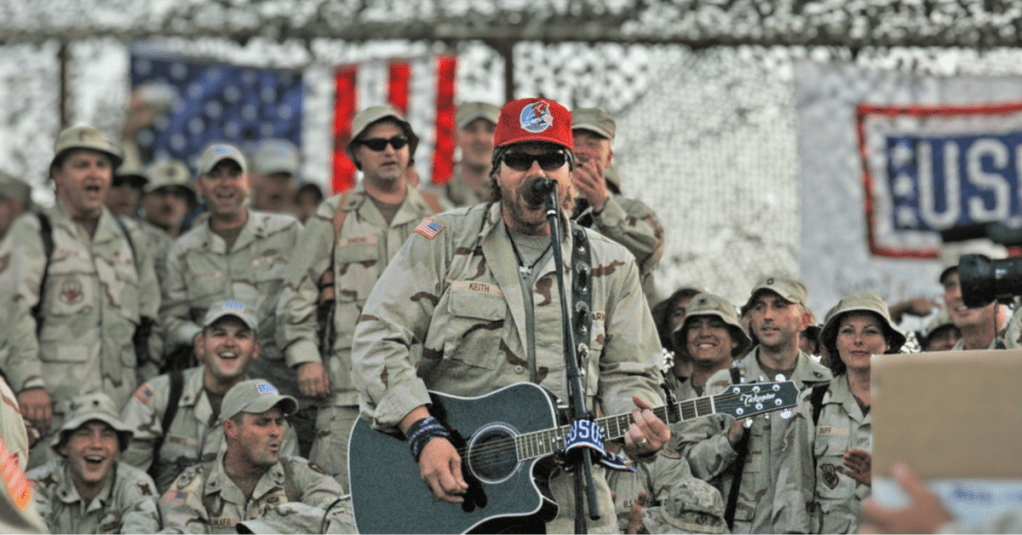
[795, 61, 1022, 316]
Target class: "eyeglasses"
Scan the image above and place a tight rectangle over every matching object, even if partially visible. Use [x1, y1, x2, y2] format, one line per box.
[501, 151, 568, 171]
[358, 135, 409, 151]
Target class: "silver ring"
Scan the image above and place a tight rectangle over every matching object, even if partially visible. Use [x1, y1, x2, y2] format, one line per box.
[638, 438, 649, 446]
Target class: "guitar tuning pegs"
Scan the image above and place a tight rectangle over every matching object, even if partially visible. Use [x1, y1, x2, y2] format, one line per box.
[780, 409, 793, 420]
[774, 374, 786, 382]
[772, 384, 780, 391]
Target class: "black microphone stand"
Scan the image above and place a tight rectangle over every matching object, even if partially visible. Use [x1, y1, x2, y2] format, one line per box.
[540, 184, 600, 534]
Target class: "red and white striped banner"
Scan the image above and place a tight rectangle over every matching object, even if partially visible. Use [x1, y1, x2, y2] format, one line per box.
[332, 55, 457, 193]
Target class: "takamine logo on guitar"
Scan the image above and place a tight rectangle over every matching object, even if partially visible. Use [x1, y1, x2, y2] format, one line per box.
[740, 392, 777, 406]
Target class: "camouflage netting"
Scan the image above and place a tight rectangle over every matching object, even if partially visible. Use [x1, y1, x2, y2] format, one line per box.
[6, 0, 1022, 306]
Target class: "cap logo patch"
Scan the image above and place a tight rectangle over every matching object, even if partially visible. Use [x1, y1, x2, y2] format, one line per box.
[213, 145, 234, 155]
[766, 278, 775, 285]
[255, 382, 277, 395]
[223, 300, 245, 312]
[519, 101, 553, 133]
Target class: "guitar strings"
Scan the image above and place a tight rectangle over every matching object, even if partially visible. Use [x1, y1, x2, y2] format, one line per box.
[443, 389, 780, 471]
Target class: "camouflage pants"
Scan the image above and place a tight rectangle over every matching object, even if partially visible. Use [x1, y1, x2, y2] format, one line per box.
[309, 405, 360, 494]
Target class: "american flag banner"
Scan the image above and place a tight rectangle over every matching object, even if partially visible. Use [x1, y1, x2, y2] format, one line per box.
[332, 55, 457, 193]
[129, 55, 303, 170]
[128, 52, 457, 195]
[794, 61, 1022, 315]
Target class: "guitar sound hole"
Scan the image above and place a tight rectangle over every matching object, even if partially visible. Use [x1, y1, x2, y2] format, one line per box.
[467, 424, 520, 484]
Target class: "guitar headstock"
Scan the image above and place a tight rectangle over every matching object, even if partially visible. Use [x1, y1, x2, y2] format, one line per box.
[712, 381, 800, 419]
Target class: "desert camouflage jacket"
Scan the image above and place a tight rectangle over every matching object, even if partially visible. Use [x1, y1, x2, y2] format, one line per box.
[351, 201, 665, 432]
[275, 185, 441, 406]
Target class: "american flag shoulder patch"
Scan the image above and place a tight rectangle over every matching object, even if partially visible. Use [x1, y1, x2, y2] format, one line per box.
[415, 218, 444, 239]
[161, 490, 189, 504]
[135, 384, 155, 405]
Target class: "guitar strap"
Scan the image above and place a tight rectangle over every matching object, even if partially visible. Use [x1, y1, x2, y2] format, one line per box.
[724, 367, 750, 530]
[569, 223, 593, 398]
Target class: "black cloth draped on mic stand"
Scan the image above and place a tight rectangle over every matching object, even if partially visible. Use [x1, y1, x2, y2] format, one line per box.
[529, 177, 602, 534]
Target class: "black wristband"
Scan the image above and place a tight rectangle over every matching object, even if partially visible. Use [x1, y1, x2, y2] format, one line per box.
[407, 416, 452, 462]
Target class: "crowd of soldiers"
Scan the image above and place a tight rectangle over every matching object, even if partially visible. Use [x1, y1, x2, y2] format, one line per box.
[0, 94, 1019, 535]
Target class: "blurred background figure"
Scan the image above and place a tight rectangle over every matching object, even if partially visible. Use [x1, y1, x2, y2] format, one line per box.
[919, 306, 961, 352]
[106, 165, 147, 217]
[293, 181, 324, 224]
[249, 138, 301, 215]
[0, 171, 32, 240]
[437, 101, 499, 207]
[140, 159, 196, 241]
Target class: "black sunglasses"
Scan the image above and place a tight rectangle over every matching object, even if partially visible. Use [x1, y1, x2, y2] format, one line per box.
[501, 151, 568, 171]
[358, 135, 409, 151]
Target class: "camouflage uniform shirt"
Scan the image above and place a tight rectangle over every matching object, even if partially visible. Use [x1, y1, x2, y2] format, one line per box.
[276, 185, 441, 407]
[606, 446, 697, 533]
[119, 366, 298, 494]
[0, 200, 160, 410]
[161, 210, 301, 392]
[159, 454, 345, 534]
[573, 193, 665, 279]
[812, 374, 871, 534]
[27, 458, 160, 534]
[673, 349, 831, 534]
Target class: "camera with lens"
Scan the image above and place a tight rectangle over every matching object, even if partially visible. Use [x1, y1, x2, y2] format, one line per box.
[942, 221, 1022, 308]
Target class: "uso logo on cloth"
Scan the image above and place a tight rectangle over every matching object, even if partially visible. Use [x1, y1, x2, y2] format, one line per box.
[519, 101, 553, 133]
[256, 382, 278, 395]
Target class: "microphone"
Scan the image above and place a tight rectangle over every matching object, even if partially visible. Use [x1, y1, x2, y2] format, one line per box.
[525, 178, 557, 207]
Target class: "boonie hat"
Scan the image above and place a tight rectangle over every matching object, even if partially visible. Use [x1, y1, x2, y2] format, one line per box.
[571, 107, 616, 141]
[456, 102, 501, 130]
[144, 159, 196, 199]
[819, 292, 906, 356]
[746, 275, 808, 309]
[222, 379, 298, 421]
[252, 139, 300, 176]
[196, 143, 247, 177]
[52, 393, 133, 453]
[672, 292, 751, 358]
[493, 98, 574, 152]
[0, 171, 33, 207]
[203, 299, 259, 331]
[641, 478, 727, 534]
[345, 105, 419, 169]
[51, 125, 124, 171]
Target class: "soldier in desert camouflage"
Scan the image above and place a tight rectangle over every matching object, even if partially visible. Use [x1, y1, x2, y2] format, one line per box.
[275, 104, 442, 491]
[0, 125, 160, 468]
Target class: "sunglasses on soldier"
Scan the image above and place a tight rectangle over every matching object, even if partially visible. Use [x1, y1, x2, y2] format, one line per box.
[501, 151, 568, 171]
[358, 135, 409, 151]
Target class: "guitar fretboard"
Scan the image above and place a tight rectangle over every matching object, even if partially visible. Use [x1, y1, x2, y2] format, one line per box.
[513, 395, 717, 461]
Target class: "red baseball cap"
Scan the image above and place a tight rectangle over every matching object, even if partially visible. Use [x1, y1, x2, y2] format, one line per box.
[494, 98, 574, 152]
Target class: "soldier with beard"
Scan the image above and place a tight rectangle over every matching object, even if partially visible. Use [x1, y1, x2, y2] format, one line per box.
[352, 97, 668, 533]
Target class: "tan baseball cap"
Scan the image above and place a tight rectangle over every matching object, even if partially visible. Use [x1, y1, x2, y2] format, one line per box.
[113, 164, 149, 189]
[222, 379, 298, 421]
[672, 292, 751, 358]
[144, 159, 194, 195]
[252, 139, 300, 176]
[0, 171, 32, 207]
[52, 393, 134, 453]
[641, 478, 727, 534]
[196, 143, 247, 177]
[202, 299, 258, 330]
[746, 276, 808, 309]
[456, 101, 501, 130]
[571, 107, 616, 141]
[819, 292, 906, 357]
[345, 105, 419, 168]
[51, 125, 124, 171]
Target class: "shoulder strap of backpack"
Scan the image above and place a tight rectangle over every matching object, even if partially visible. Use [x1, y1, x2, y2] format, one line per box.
[729, 367, 741, 384]
[32, 213, 54, 336]
[113, 215, 139, 270]
[723, 365, 749, 530]
[418, 189, 445, 215]
[318, 191, 354, 300]
[148, 370, 185, 480]
[810, 383, 829, 426]
[281, 457, 300, 503]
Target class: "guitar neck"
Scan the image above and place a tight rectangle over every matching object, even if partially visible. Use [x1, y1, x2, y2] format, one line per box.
[512, 396, 715, 461]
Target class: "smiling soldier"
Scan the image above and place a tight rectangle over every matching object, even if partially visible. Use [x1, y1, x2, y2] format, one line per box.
[120, 300, 297, 493]
[27, 393, 160, 534]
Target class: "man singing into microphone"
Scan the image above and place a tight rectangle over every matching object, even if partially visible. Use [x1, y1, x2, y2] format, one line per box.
[351, 97, 669, 533]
